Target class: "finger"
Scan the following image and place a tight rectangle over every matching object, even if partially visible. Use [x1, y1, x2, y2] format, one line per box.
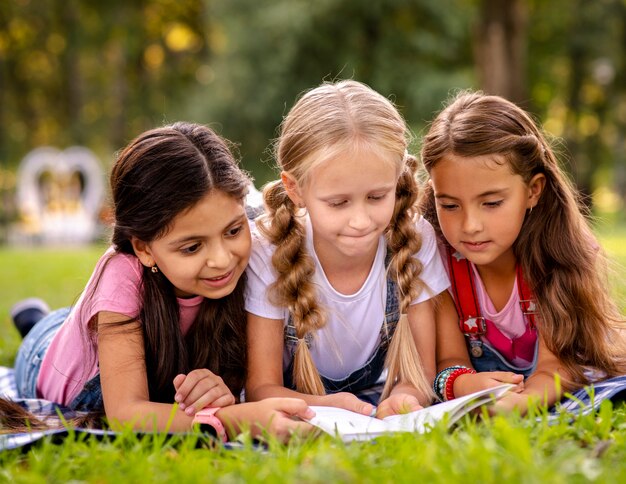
[173, 374, 186, 392]
[345, 398, 374, 416]
[203, 392, 236, 409]
[274, 420, 315, 444]
[269, 398, 316, 420]
[374, 405, 393, 419]
[183, 384, 228, 415]
[489, 371, 524, 383]
[399, 396, 422, 414]
[176, 370, 219, 405]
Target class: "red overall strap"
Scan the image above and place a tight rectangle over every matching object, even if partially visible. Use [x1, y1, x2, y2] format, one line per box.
[516, 264, 536, 329]
[446, 246, 486, 335]
[446, 246, 536, 333]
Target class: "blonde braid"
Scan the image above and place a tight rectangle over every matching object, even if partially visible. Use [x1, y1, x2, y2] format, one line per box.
[381, 155, 435, 401]
[256, 180, 326, 395]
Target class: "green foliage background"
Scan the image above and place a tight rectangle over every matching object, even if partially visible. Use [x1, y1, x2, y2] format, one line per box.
[2, 0, 626, 198]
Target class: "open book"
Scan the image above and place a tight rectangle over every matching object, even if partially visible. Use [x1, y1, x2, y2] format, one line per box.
[307, 384, 514, 442]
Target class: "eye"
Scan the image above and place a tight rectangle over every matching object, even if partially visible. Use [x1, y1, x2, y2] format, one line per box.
[483, 200, 504, 208]
[328, 200, 347, 208]
[368, 193, 386, 201]
[226, 225, 243, 237]
[181, 243, 201, 255]
[437, 201, 458, 211]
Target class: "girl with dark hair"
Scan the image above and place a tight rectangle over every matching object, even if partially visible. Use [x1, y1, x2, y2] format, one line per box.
[420, 92, 626, 413]
[9, 122, 313, 441]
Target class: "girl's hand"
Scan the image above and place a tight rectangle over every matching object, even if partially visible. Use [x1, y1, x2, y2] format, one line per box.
[318, 392, 374, 416]
[217, 398, 316, 443]
[173, 369, 236, 415]
[376, 393, 422, 419]
[489, 391, 535, 415]
[454, 371, 524, 398]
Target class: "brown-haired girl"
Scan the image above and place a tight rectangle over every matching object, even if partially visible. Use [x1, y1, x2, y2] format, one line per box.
[245, 80, 450, 418]
[11, 122, 313, 441]
[420, 91, 626, 412]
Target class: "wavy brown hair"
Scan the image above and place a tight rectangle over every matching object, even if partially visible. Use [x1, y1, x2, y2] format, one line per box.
[257, 80, 433, 400]
[420, 91, 626, 384]
[93, 122, 250, 403]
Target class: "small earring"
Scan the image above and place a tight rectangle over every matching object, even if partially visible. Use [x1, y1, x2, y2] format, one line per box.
[151, 265, 159, 273]
[528, 205, 533, 215]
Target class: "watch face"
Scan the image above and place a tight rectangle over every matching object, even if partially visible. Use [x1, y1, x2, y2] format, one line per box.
[199, 423, 219, 438]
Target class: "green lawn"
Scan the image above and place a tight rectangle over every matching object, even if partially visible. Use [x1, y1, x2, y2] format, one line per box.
[1, 229, 626, 482]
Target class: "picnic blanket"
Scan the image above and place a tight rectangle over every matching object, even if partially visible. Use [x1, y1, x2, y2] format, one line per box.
[0, 366, 249, 451]
[2, 366, 626, 450]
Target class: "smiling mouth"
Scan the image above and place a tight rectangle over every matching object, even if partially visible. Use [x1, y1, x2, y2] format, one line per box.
[206, 271, 232, 281]
[462, 241, 490, 249]
[201, 270, 236, 288]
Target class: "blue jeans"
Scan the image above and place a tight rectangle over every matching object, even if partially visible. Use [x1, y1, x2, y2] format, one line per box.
[14, 307, 104, 411]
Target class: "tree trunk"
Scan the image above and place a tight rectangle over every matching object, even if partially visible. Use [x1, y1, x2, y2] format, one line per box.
[475, 0, 528, 106]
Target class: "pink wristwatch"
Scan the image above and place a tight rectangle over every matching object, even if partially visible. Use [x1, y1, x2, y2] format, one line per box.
[192, 407, 228, 441]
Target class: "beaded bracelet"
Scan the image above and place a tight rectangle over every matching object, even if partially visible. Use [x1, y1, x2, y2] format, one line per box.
[433, 366, 465, 401]
[444, 367, 477, 401]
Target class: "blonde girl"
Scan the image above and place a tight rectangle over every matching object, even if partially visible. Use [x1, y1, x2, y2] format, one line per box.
[421, 92, 626, 412]
[245, 80, 450, 418]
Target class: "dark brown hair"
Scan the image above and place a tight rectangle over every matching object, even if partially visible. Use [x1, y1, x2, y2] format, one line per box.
[102, 122, 250, 402]
[420, 91, 626, 384]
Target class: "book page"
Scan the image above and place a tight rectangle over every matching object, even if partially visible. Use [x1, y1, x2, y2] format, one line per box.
[307, 406, 389, 441]
[307, 384, 514, 441]
[382, 383, 515, 432]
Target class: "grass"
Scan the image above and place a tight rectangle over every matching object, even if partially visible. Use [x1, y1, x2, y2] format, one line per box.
[1, 227, 626, 482]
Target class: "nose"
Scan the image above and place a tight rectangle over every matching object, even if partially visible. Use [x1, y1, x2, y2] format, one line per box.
[347, 204, 371, 231]
[206, 242, 232, 269]
[461, 208, 482, 234]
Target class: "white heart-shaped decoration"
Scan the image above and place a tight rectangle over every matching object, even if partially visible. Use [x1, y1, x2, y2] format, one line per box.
[15, 146, 105, 244]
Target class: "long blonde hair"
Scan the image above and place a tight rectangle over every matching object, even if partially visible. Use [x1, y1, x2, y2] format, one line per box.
[257, 80, 434, 400]
[420, 91, 626, 384]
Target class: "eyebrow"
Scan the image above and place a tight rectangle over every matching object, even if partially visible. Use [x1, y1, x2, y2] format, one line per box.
[319, 184, 396, 199]
[167, 213, 246, 246]
[435, 189, 508, 200]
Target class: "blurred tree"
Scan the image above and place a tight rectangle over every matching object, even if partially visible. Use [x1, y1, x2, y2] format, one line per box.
[0, 0, 210, 168]
[526, 0, 626, 205]
[182, 0, 476, 184]
[475, 0, 528, 104]
[1, 0, 626, 218]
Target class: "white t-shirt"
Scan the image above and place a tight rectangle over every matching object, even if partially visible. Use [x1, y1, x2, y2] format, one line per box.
[245, 216, 450, 380]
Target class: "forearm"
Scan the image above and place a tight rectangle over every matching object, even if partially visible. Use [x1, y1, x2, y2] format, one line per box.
[246, 382, 329, 406]
[105, 400, 195, 432]
[437, 356, 473, 372]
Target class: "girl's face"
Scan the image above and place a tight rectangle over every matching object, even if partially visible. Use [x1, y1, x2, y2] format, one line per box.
[284, 146, 398, 265]
[133, 190, 251, 299]
[430, 153, 543, 274]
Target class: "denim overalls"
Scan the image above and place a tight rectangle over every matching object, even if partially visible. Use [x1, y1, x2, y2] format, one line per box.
[282, 276, 400, 405]
[469, 339, 537, 379]
[14, 307, 104, 411]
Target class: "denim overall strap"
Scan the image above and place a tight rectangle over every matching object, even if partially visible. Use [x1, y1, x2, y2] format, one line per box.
[283, 267, 400, 397]
[69, 374, 104, 411]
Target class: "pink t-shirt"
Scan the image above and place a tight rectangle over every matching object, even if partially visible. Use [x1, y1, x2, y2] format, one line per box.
[439, 244, 535, 367]
[37, 248, 203, 406]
